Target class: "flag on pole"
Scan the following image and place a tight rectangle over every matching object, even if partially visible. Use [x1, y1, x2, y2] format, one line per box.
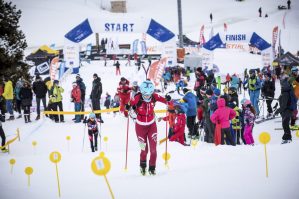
[199, 25, 205, 46]
[272, 26, 278, 58]
[282, 12, 287, 29]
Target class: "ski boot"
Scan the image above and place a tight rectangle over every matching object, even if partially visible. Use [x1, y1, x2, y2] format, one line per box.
[290, 125, 299, 130]
[17, 114, 22, 119]
[35, 115, 40, 120]
[281, 140, 292, 144]
[6, 115, 14, 121]
[148, 166, 156, 176]
[27, 115, 32, 123]
[1, 148, 8, 153]
[140, 166, 146, 176]
[95, 146, 98, 151]
[91, 146, 95, 152]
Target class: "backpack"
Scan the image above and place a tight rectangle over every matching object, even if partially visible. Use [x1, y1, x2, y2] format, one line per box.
[288, 89, 297, 111]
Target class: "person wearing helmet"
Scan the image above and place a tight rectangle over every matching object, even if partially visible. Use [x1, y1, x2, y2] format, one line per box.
[261, 73, 275, 118]
[274, 74, 294, 144]
[127, 80, 169, 176]
[90, 74, 103, 123]
[248, 69, 261, 117]
[51, 80, 65, 123]
[210, 98, 236, 146]
[117, 77, 132, 117]
[241, 99, 256, 145]
[130, 81, 139, 99]
[83, 113, 99, 152]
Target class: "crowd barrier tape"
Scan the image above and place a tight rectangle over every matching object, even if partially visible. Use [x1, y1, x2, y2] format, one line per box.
[43, 107, 167, 115]
[0, 128, 20, 153]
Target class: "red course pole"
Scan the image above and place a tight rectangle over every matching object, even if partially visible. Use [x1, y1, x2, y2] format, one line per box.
[124, 116, 130, 171]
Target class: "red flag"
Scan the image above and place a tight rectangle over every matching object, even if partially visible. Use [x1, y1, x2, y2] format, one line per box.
[199, 25, 205, 45]
[147, 57, 167, 86]
[272, 26, 278, 57]
[224, 23, 227, 32]
[50, 57, 59, 81]
[282, 12, 287, 29]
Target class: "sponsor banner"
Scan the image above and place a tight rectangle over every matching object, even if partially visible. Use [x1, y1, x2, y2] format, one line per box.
[147, 57, 167, 86]
[140, 41, 147, 55]
[63, 41, 80, 69]
[261, 48, 272, 68]
[50, 57, 59, 81]
[201, 48, 214, 70]
[224, 33, 251, 43]
[132, 39, 139, 54]
[35, 61, 50, 75]
[162, 38, 177, 67]
[199, 25, 205, 46]
[272, 26, 278, 58]
[59, 62, 65, 79]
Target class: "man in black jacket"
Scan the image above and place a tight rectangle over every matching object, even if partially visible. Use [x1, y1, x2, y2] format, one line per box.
[90, 73, 104, 123]
[32, 75, 47, 120]
[76, 74, 86, 119]
[261, 73, 275, 117]
[275, 75, 292, 144]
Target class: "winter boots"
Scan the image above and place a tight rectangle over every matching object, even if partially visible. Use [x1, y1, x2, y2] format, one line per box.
[35, 115, 40, 120]
[97, 116, 104, 123]
[148, 166, 156, 176]
[281, 140, 292, 144]
[24, 115, 31, 123]
[6, 115, 14, 121]
[17, 114, 22, 119]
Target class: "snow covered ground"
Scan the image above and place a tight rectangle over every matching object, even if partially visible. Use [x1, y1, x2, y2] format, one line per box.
[1, 61, 299, 199]
[1, 0, 299, 198]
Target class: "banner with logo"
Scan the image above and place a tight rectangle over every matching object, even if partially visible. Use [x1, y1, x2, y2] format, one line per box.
[50, 57, 59, 81]
[199, 25, 205, 46]
[272, 26, 278, 59]
[147, 57, 167, 86]
[162, 38, 177, 67]
[63, 41, 80, 73]
[132, 39, 139, 54]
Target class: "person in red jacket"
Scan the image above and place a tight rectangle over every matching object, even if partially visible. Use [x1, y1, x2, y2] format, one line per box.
[117, 77, 131, 117]
[210, 98, 236, 145]
[158, 101, 188, 146]
[127, 80, 170, 176]
[71, 82, 81, 123]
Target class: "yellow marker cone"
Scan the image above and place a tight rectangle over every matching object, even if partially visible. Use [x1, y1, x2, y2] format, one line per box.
[66, 136, 71, 152]
[9, 159, 16, 174]
[91, 152, 114, 199]
[49, 151, 62, 197]
[191, 139, 198, 148]
[162, 152, 171, 169]
[259, 132, 271, 177]
[32, 141, 37, 154]
[103, 136, 108, 152]
[24, 167, 33, 187]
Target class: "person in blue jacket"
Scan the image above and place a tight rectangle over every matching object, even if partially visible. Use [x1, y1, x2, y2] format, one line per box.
[248, 69, 261, 116]
[182, 88, 198, 138]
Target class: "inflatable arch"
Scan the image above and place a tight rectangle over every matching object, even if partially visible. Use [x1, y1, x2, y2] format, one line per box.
[63, 16, 175, 73]
[202, 32, 272, 72]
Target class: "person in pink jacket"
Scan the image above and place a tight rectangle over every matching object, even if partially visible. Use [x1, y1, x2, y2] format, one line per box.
[210, 98, 236, 146]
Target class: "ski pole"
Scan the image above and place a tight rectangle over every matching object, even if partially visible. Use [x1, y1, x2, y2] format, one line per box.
[165, 112, 168, 166]
[124, 116, 129, 171]
[82, 123, 86, 152]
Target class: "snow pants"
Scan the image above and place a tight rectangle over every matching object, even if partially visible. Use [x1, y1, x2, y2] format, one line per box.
[244, 124, 254, 145]
[88, 130, 98, 151]
[119, 96, 130, 117]
[221, 128, 235, 146]
[169, 127, 185, 145]
[204, 117, 214, 143]
[135, 122, 158, 168]
[282, 113, 292, 141]
[250, 90, 260, 115]
[91, 98, 101, 119]
[187, 116, 196, 137]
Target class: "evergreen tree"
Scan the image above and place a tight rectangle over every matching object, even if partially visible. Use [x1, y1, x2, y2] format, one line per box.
[0, 0, 29, 83]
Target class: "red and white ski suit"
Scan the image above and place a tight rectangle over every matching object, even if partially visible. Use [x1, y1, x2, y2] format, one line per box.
[117, 79, 131, 117]
[130, 93, 167, 167]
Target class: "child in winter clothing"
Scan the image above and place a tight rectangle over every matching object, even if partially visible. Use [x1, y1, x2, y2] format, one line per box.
[242, 99, 256, 145]
[71, 82, 81, 123]
[210, 98, 236, 146]
[158, 101, 188, 146]
[83, 113, 99, 152]
[104, 92, 111, 110]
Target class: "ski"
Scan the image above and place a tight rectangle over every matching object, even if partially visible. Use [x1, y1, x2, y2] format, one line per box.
[274, 127, 299, 131]
[255, 116, 280, 124]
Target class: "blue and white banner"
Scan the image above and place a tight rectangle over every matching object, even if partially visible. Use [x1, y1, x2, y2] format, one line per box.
[203, 33, 224, 51]
[63, 40, 80, 73]
[65, 16, 175, 43]
[86, 43, 92, 56]
[224, 33, 250, 43]
[59, 62, 66, 79]
[140, 41, 147, 55]
[132, 39, 139, 54]
[65, 19, 93, 43]
[250, 32, 271, 51]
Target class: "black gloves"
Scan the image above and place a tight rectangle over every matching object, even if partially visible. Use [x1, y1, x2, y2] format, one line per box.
[125, 104, 131, 111]
[165, 94, 171, 102]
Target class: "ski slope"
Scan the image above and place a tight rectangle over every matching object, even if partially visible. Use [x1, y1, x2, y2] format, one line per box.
[1, 61, 299, 199]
